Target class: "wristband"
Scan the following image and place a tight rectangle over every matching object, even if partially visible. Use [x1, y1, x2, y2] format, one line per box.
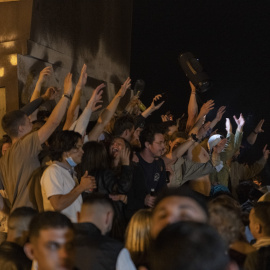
[62, 94, 71, 100]
[190, 133, 199, 142]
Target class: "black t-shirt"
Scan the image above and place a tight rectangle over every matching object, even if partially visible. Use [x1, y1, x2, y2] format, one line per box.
[136, 153, 167, 194]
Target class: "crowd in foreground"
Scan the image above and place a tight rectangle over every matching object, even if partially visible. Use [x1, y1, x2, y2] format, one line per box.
[0, 64, 269, 270]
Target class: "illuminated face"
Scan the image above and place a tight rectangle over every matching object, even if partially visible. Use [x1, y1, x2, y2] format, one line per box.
[131, 127, 143, 147]
[110, 137, 126, 159]
[151, 196, 208, 239]
[148, 133, 165, 158]
[26, 228, 75, 270]
[66, 138, 84, 165]
[1, 142, 11, 156]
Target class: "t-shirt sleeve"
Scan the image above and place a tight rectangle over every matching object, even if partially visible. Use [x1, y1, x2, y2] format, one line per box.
[41, 166, 65, 199]
[20, 131, 42, 156]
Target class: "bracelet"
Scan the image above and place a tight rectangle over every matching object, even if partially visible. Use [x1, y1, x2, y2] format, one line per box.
[252, 130, 258, 135]
[62, 94, 71, 100]
[190, 133, 199, 142]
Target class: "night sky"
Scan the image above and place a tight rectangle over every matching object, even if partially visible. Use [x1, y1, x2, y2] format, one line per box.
[130, 0, 270, 144]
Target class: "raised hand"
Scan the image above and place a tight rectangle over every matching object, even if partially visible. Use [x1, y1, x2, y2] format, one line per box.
[213, 138, 227, 154]
[263, 144, 270, 160]
[215, 106, 226, 122]
[117, 77, 131, 98]
[150, 94, 165, 110]
[63, 73, 73, 96]
[254, 119, 265, 134]
[38, 66, 52, 84]
[43, 86, 60, 100]
[199, 100, 215, 117]
[233, 113, 245, 129]
[76, 64, 88, 89]
[225, 118, 232, 134]
[88, 83, 105, 112]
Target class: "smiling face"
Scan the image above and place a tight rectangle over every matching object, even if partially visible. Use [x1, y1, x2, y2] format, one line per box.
[110, 137, 126, 159]
[25, 228, 75, 270]
[151, 196, 208, 239]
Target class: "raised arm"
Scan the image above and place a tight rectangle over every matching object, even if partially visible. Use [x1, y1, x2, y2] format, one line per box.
[37, 73, 73, 144]
[186, 81, 198, 133]
[141, 94, 165, 118]
[63, 64, 87, 130]
[209, 106, 226, 130]
[88, 77, 131, 141]
[70, 83, 104, 135]
[246, 119, 264, 145]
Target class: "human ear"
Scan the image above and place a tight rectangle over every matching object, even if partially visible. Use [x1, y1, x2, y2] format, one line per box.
[24, 242, 35, 261]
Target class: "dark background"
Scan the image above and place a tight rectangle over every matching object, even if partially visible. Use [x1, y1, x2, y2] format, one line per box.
[130, 0, 270, 145]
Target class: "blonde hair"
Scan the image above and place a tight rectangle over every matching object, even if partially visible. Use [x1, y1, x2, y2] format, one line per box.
[125, 209, 152, 266]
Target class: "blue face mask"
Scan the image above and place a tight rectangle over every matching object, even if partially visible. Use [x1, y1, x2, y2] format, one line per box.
[65, 157, 77, 167]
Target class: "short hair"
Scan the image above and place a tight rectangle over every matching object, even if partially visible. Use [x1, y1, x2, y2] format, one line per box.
[8, 207, 38, 230]
[83, 193, 114, 210]
[139, 124, 163, 150]
[159, 121, 177, 134]
[49, 130, 82, 161]
[113, 114, 135, 136]
[28, 211, 74, 240]
[154, 186, 209, 218]
[253, 202, 270, 236]
[1, 110, 27, 137]
[149, 221, 229, 270]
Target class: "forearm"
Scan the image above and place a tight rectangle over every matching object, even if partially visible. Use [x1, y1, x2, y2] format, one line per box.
[63, 88, 81, 130]
[172, 138, 195, 159]
[50, 184, 83, 211]
[71, 107, 92, 135]
[246, 131, 257, 145]
[30, 80, 43, 102]
[141, 105, 155, 118]
[20, 96, 45, 116]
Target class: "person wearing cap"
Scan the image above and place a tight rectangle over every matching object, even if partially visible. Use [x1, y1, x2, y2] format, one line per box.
[209, 115, 245, 187]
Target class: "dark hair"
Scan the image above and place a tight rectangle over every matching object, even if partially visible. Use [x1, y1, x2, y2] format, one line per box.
[83, 193, 113, 210]
[253, 202, 270, 236]
[79, 141, 109, 177]
[0, 134, 12, 157]
[159, 121, 177, 134]
[8, 207, 38, 228]
[113, 114, 135, 136]
[169, 131, 189, 142]
[1, 110, 27, 137]
[154, 186, 209, 218]
[149, 221, 229, 270]
[49, 130, 82, 161]
[28, 211, 74, 240]
[139, 124, 163, 150]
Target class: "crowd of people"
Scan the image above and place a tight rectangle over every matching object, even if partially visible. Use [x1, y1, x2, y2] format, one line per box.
[0, 64, 269, 270]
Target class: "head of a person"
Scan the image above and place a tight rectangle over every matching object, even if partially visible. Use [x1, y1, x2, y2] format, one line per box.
[249, 202, 270, 240]
[208, 204, 246, 246]
[50, 130, 83, 166]
[149, 221, 230, 270]
[159, 121, 178, 136]
[151, 187, 209, 239]
[79, 141, 109, 176]
[168, 131, 188, 152]
[7, 207, 37, 246]
[110, 136, 132, 164]
[113, 114, 135, 142]
[24, 211, 75, 270]
[125, 209, 152, 266]
[0, 134, 12, 156]
[1, 110, 33, 139]
[139, 124, 165, 158]
[78, 193, 114, 235]
[207, 134, 225, 153]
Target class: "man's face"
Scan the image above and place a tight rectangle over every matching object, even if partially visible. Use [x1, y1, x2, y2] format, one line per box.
[148, 133, 165, 158]
[151, 196, 208, 239]
[67, 138, 84, 165]
[28, 228, 75, 270]
[125, 126, 135, 142]
[130, 127, 143, 147]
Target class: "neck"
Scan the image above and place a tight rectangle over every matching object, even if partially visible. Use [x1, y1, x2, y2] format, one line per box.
[140, 148, 155, 163]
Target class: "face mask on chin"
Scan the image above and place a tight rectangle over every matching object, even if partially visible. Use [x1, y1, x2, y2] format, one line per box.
[65, 156, 77, 167]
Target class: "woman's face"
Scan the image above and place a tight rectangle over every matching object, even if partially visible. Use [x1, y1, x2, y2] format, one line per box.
[110, 138, 126, 159]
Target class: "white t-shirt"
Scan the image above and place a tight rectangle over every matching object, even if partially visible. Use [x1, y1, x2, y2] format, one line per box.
[40, 163, 82, 222]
